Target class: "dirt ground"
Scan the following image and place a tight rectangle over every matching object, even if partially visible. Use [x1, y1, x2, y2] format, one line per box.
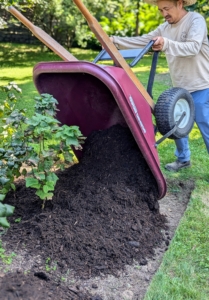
[0, 124, 194, 300]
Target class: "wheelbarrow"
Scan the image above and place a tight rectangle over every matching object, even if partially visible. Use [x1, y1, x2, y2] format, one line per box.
[8, 5, 195, 200]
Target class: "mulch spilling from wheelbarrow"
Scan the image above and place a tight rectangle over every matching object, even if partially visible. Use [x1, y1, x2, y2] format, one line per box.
[1, 124, 167, 299]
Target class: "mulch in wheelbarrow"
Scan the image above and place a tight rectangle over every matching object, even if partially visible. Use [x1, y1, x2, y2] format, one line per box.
[1, 124, 167, 291]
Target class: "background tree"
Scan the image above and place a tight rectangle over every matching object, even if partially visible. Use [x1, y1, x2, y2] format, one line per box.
[0, 0, 208, 49]
[188, 0, 209, 28]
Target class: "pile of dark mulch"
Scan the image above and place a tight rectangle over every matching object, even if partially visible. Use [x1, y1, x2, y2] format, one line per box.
[2, 124, 167, 280]
[0, 271, 99, 300]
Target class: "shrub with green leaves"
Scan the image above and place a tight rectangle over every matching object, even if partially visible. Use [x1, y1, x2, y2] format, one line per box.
[0, 84, 85, 227]
[0, 82, 25, 228]
[24, 94, 85, 209]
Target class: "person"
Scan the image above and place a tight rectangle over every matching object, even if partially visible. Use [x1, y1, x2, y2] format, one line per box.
[110, 0, 209, 171]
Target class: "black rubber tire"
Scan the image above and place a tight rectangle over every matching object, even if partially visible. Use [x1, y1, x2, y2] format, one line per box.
[154, 87, 195, 139]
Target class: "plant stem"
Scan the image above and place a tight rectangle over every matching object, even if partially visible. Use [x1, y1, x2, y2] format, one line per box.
[42, 200, 46, 210]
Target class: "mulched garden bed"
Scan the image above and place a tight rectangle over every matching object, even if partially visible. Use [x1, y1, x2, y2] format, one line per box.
[0, 271, 96, 300]
[1, 124, 168, 299]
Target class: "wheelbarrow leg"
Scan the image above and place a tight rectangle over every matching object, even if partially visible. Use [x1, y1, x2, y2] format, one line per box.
[155, 112, 186, 147]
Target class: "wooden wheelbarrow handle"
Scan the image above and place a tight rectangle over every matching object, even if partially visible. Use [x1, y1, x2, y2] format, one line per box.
[8, 6, 78, 62]
[72, 0, 155, 110]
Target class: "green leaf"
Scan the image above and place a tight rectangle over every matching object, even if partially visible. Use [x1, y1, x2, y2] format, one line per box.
[25, 177, 41, 189]
[4, 204, 15, 216]
[0, 217, 10, 228]
[0, 177, 10, 185]
[43, 181, 55, 193]
[11, 183, 16, 191]
[7, 161, 14, 168]
[0, 203, 13, 218]
[21, 169, 27, 176]
[15, 217, 21, 223]
[46, 173, 58, 183]
[1, 188, 9, 194]
[0, 203, 7, 217]
[42, 150, 54, 158]
[66, 137, 79, 146]
[43, 185, 51, 194]
[27, 155, 39, 166]
[36, 190, 53, 200]
[26, 115, 41, 126]
[34, 172, 45, 181]
[35, 189, 47, 200]
[69, 125, 81, 132]
[46, 192, 53, 200]
[0, 194, 6, 201]
[0, 148, 6, 154]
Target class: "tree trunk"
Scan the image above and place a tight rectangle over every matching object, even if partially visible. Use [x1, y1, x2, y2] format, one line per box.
[135, 0, 140, 36]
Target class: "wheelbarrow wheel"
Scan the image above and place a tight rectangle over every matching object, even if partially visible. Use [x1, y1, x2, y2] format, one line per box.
[154, 87, 195, 139]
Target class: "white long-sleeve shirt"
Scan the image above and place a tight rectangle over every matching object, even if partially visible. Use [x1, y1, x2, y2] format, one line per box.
[113, 12, 209, 93]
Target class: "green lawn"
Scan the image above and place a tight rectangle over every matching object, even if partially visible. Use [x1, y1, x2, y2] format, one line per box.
[1, 43, 209, 299]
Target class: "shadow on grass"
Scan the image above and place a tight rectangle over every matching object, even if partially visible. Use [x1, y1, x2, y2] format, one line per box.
[1, 43, 165, 76]
[0, 43, 99, 66]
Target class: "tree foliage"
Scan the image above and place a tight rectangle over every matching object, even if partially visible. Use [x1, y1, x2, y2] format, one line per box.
[188, 0, 209, 28]
[1, 0, 208, 48]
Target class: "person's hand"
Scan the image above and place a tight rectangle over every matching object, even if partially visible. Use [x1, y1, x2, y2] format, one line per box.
[152, 36, 164, 51]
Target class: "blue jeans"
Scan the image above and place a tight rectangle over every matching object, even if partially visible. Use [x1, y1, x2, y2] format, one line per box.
[175, 88, 209, 162]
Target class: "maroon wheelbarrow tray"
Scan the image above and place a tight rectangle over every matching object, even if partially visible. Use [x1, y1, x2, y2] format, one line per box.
[33, 44, 167, 200]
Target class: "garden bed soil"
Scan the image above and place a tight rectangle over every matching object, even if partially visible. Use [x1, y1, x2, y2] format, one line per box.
[0, 124, 194, 300]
